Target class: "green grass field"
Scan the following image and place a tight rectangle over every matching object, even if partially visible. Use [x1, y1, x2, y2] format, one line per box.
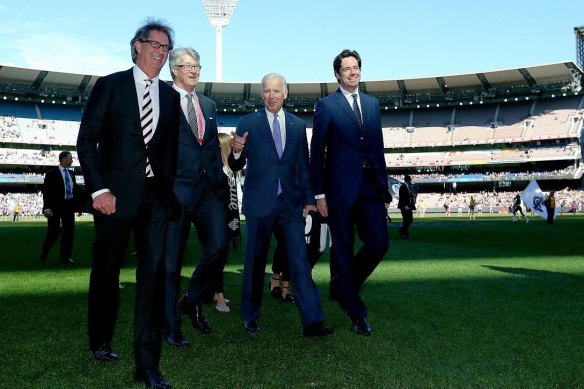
[0, 214, 582, 388]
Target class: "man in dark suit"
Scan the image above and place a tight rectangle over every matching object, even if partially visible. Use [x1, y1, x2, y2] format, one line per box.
[40, 151, 80, 264]
[397, 174, 416, 240]
[163, 47, 228, 348]
[229, 73, 332, 338]
[76, 18, 180, 389]
[310, 49, 391, 336]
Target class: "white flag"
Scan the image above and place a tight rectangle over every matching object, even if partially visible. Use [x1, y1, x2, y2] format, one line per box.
[520, 180, 559, 220]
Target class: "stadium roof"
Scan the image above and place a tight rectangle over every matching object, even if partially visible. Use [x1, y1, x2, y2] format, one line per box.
[0, 61, 582, 106]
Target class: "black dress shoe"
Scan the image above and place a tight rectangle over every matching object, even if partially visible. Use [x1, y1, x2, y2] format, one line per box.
[92, 342, 119, 362]
[179, 294, 211, 334]
[164, 331, 189, 348]
[134, 369, 172, 389]
[268, 276, 282, 301]
[243, 320, 259, 333]
[303, 321, 334, 337]
[39, 251, 48, 263]
[353, 317, 372, 336]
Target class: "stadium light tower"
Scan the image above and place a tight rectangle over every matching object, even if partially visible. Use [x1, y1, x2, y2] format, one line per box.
[575, 25, 584, 71]
[201, 0, 239, 81]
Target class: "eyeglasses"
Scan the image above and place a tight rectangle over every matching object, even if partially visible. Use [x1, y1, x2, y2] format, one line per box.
[340, 66, 360, 74]
[140, 39, 172, 52]
[175, 64, 202, 71]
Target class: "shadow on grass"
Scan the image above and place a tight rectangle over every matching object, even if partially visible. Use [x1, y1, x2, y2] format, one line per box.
[482, 265, 584, 282]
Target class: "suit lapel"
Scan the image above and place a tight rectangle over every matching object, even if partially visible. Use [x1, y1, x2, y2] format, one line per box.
[335, 89, 362, 129]
[258, 111, 279, 157]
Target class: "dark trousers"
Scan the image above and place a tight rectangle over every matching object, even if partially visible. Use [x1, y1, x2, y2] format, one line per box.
[163, 177, 227, 334]
[546, 207, 555, 225]
[399, 208, 413, 239]
[41, 199, 75, 261]
[242, 196, 324, 327]
[328, 179, 389, 320]
[87, 181, 168, 370]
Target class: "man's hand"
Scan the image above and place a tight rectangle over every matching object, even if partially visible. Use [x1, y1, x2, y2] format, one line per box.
[43, 209, 53, 218]
[303, 204, 317, 218]
[316, 198, 328, 217]
[93, 192, 116, 215]
[230, 131, 248, 153]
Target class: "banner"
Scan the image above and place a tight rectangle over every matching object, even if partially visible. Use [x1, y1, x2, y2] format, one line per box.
[520, 180, 559, 220]
[387, 177, 402, 201]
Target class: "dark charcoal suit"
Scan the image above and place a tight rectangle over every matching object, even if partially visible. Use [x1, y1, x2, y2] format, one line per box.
[40, 165, 81, 262]
[163, 90, 227, 335]
[77, 67, 180, 371]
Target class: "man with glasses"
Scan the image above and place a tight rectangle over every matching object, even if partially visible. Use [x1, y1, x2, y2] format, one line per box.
[310, 49, 391, 336]
[163, 47, 228, 347]
[77, 18, 180, 389]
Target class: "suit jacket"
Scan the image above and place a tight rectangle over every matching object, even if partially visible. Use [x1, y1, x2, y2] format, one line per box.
[42, 166, 82, 214]
[228, 110, 314, 218]
[398, 183, 416, 210]
[76, 68, 180, 219]
[173, 92, 224, 205]
[310, 88, 389, 207]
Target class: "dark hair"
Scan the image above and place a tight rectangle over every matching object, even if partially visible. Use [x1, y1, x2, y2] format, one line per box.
[130, 17, 175, 64]
[333, 49, 362, 78]
[404, 174, 411, 183]
[58, 151, 71, 162]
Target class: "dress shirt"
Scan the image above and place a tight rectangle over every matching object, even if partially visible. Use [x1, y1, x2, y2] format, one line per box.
[233, 108, 286, 160]
[172, 84, 206, 135]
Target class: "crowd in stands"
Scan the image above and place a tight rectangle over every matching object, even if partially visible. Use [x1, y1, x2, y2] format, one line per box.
[413, 188, 584, 215]
[0, 192, 43, 220]
[403, 166, 577, 181]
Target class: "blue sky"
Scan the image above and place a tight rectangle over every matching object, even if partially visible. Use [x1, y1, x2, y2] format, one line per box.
[0, 0, 582, 84]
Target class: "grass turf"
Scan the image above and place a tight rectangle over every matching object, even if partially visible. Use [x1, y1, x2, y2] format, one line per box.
[0, 214, 582, 388]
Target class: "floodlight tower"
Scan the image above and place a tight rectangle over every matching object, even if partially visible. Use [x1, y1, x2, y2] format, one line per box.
[575, 25, 584, 71]
[201, 0, 239, 81]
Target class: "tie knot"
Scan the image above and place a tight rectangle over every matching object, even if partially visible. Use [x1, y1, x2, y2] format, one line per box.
[352, 94, 358, 100]
[186, 94, 194, 102]
[145, 79, 153, 85]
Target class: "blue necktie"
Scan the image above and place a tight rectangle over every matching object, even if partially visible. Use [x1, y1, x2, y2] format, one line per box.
[272, 114, 283, 195]
[63, 169, 72, 199]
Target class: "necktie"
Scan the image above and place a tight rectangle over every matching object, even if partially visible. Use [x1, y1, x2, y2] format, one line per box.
[352, 93, 363, 128]
[186, 94, 202, 144]
[63, 169, 72, 199]
[272, 113, 283, 195]
[141, 79, 154, 177]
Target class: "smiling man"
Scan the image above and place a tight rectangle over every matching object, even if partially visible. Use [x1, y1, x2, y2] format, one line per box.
[229, 73, 332, 338]
[310, 49, 392, 337]
[77, 18, 180, 389]
[163, 47, 228, 347]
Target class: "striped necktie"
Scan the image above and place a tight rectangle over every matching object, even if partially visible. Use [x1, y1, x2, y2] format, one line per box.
[186, 94, 202, 144]
[141, 79, 154, 177]
[273, 113, 283, 195]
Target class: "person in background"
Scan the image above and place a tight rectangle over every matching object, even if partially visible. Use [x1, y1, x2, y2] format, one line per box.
[544, 191, 556, 225]
[310, 49, 391, 336]
[229, 73, 332, 338]
[397, 174, 416, 240]
[512, 194, 529, 223]
[77, 18, 180, 389]
[39, 151, 81, 264]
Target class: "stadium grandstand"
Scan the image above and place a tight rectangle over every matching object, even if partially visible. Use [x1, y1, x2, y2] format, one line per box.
[1, 54, 583, 213]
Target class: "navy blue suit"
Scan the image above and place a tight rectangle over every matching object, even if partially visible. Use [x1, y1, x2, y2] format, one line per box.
[229, 110, 324, 327]
[310, 88, 389, 320]
[163, 91, 228, 335]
